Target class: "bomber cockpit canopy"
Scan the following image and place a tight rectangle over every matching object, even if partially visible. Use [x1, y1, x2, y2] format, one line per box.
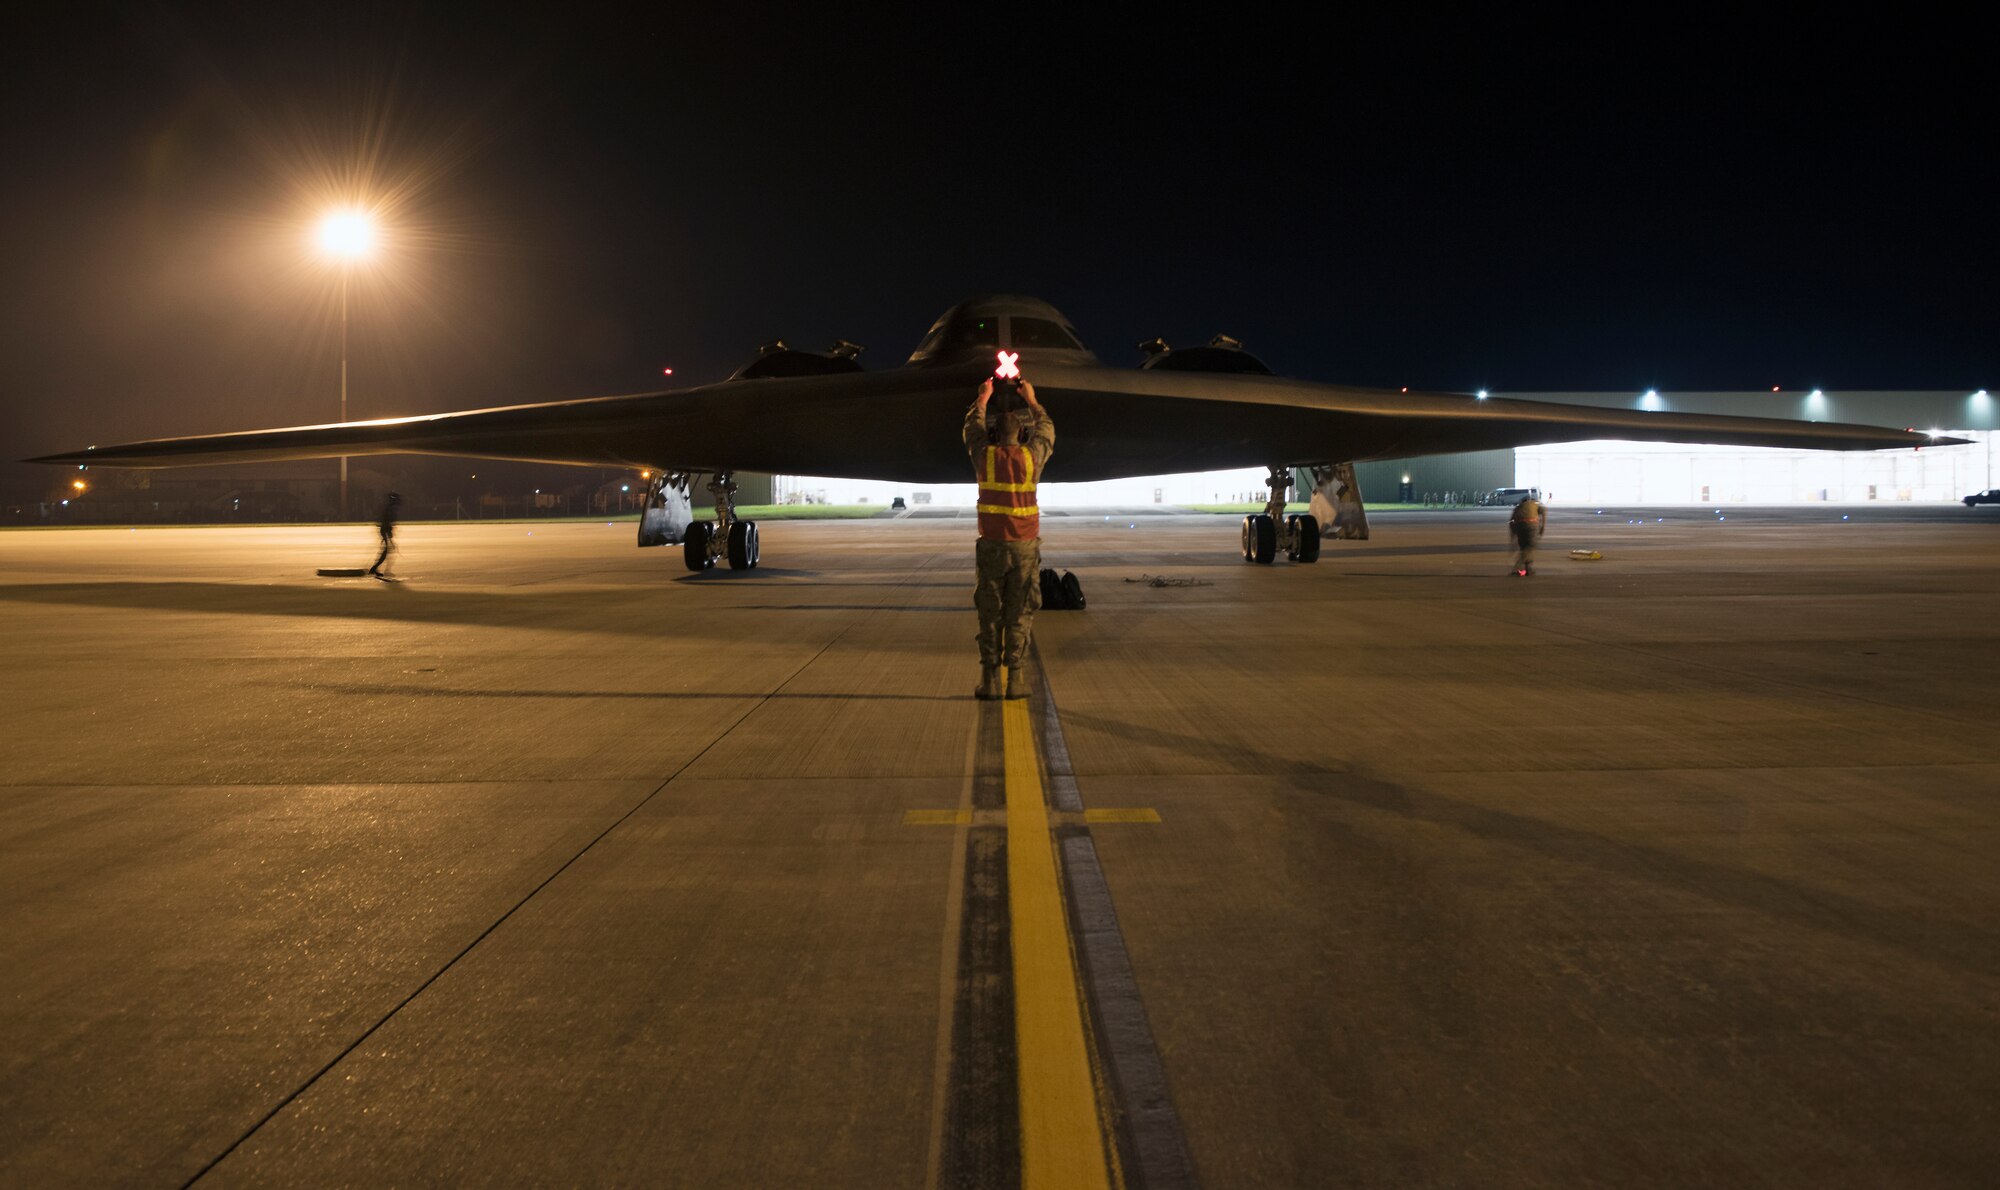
[907, 294, 1097, 366]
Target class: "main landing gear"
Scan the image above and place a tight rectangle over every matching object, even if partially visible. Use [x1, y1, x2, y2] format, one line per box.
[683, 470, 760, 572]
[1241, 465, 1321, 564]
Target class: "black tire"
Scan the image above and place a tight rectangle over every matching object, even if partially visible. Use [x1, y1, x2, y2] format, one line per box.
[727, 520, 759, 570]
[1249, 514, 1277, 564]
[1292, 514, 1321, 562]
[683, 522, 713, 571]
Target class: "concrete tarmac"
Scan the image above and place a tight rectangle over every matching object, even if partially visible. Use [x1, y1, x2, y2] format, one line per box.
[2, 506, 1996, 1187]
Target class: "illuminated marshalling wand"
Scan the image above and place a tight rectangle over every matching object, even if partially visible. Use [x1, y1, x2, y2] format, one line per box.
[315, 210, 377, 517]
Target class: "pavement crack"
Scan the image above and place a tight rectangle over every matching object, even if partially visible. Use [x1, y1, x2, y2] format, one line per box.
[177, 623, 862, 1187]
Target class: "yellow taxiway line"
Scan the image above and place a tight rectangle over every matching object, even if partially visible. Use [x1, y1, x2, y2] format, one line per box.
[902, 808, 1160, 827]
[1001, 699, 1115, 1190]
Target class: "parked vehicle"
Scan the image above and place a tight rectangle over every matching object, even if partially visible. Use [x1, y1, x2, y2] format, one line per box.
[1964, 489, 2000, 507]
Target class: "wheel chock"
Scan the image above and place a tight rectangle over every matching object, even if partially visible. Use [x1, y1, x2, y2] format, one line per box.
[1567, 549, 1603, 561]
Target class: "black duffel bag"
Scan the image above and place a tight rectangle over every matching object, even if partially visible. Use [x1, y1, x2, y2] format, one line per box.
[1038, 568, 1087, 610]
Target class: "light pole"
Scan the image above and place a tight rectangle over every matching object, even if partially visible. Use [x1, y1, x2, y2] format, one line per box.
[316, 210, 375, 517]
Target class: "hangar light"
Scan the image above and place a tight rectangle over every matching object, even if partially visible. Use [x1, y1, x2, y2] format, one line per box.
[1476, 389, 1488, 400]
[1641, 389, 1662, 410]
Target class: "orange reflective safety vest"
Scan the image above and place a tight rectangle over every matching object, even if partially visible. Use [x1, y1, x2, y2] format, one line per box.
[976, 444, 1040, 541]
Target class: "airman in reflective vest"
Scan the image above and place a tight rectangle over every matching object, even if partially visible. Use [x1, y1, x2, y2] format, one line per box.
[965, 375, 1055, 699]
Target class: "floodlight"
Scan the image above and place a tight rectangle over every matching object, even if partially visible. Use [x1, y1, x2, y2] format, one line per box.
[316, 210, 376, 261]
[1476, 390, 1487, 400]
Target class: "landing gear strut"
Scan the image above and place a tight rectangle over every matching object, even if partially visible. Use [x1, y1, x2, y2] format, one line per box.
[683, 470, 759, 572]
[1241, 465, 1320, 564]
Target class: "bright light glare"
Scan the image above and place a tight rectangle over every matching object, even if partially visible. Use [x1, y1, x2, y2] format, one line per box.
[1476, 389, 1488, 399]
[316, 210, 376, 260]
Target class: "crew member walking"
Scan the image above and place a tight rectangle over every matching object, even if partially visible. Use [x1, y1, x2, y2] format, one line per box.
[966, 375, 1055, 699]
[1509, 492, 1544, 576]
[369, 491, 403, 578]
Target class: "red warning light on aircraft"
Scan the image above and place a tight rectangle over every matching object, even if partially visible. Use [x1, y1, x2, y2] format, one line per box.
[662, 367, 674, 376]
[995, 350, 1021, 379]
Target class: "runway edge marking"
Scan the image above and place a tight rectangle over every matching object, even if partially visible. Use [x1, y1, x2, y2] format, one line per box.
[1031, 643, 1200, 1190]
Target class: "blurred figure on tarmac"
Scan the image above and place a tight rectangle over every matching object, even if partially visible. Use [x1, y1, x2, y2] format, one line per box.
[965, 373, 1055, 700]
[1510, 493, 1545, 576]
[369, 492, 402, 579]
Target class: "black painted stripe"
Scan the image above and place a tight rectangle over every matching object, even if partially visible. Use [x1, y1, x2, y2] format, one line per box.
[937, 703, 1020, 1189]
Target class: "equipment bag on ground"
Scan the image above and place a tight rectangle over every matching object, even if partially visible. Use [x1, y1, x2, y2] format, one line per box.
[1039, 568, 1086, 610]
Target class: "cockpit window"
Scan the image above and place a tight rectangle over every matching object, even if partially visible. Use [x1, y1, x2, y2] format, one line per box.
[1010, 317, 1083, 350]
[943, 316, 1003, 352]
[912, 323, 947, 358]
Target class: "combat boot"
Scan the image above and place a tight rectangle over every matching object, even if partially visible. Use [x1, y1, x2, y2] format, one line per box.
[975, 666, 1003, 701]
[1004, 665, 1031, 700]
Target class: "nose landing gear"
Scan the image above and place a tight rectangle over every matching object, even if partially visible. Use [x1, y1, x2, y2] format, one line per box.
[1241, 465, 1321, 564]
[683, 470, 760, 572]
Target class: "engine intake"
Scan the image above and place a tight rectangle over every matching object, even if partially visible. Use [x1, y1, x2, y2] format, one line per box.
[731, 339, 867, 380]
[1137, 334, 1273, 375]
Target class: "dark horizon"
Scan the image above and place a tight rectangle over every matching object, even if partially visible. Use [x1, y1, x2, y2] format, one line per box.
[4, 5, 1995, 503]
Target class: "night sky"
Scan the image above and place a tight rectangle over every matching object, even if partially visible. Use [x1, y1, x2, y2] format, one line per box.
[3, 5, 1994, 498]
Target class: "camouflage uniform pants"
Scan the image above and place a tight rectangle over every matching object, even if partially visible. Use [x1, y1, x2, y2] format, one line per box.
[1511, 522, 1537, 569]
[974, 537, 1042, 668]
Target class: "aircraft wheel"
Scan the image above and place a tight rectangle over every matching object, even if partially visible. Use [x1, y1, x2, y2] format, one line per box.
[683, 522, 714, 571]
[728, 520, 759, 570]
[1248, 514, 1277, 564]
[1290, 514, 1321, 562]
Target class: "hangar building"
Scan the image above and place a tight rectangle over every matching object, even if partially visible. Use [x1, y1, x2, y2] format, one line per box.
[1354, 390, 1994, 505]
